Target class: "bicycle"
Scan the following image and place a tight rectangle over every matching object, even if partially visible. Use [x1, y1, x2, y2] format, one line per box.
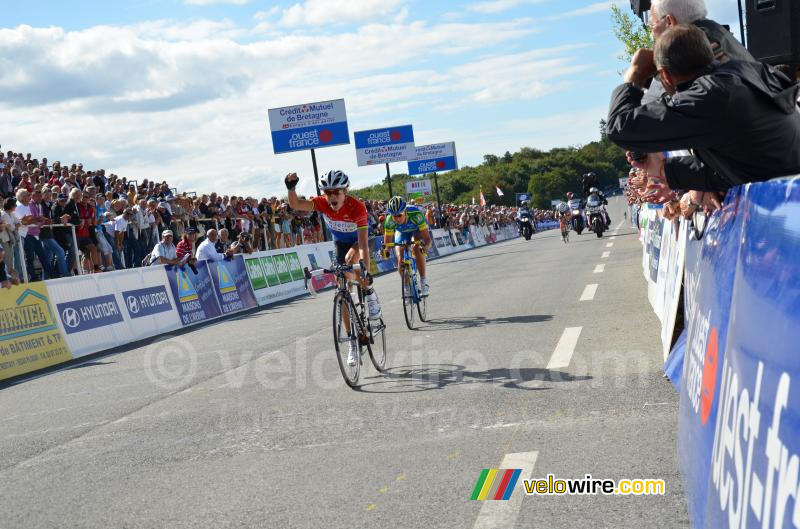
[398, 241, 427, 329]
[560, 219, 570, 243]
[304, 261, 387, 387]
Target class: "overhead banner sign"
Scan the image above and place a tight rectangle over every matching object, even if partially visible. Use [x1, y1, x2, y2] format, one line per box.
[406, 180, 433, 201]
[268, 98, 350, 154]
[407, 142, 457, 175]
[354, 124, 415, 166]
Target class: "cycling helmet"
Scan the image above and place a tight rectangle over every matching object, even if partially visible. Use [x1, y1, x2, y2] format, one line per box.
[521, 200, 529, 207]
[387, 196, 407, 215]
[589, 187, 599, 194]
[557, 202, 569, 214]
[566, 191, 574, 199]
[319, 170, 349, 190]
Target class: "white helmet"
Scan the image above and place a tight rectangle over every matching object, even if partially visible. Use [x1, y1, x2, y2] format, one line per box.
[589, 187, 599, 194]
[319, 170, 349, 190]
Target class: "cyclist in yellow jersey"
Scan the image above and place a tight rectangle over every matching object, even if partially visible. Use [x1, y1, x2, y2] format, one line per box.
[382, 196, 433, 296]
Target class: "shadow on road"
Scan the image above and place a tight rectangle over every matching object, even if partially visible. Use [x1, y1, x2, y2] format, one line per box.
[417, 314, 553, 331]
[354, 363, 591, 393]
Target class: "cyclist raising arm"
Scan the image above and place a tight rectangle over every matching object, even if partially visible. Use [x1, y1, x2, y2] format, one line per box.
[286, 170, 382, 366]
[382, 196, 433, 296]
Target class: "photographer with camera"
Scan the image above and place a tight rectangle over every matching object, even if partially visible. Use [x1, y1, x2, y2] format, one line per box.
[606, 25, 800, 195]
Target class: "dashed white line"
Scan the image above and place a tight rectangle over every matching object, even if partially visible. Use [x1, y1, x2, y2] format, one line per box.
[610, 236, 617, 240]
[605, 243, 614, 248]
[601, 251, 610, 258]
[473, 451, 539, 529]
[593, 264, 605, 273]
[579, 284, 598, 301]
[546, 327, 582, 370]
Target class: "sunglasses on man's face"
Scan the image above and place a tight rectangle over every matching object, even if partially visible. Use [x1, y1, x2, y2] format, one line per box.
[323, 189, 344, 196]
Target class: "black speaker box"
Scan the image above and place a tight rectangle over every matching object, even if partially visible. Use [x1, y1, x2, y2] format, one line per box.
[746, 0, 800, 66]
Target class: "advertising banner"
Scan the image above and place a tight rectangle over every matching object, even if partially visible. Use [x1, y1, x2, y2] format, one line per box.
[268, 98, 349, 154]
[244, 249, 311, 306]
[354, 124, 415, 166]
[165, 262, 222, 327]
[407, 142, 457, 175]
[515, 193, 531, 206]
[405, 179, 433, 202]
[677, 184, 784, 529]
[0, 283, 73, 381]
[207, 255, 258, 315]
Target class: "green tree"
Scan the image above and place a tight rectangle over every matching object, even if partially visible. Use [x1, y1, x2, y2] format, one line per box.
[610, 4, 653, 64]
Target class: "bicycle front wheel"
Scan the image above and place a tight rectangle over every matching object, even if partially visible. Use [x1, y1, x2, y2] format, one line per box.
[368, 316, 387, 372]
[416, 273, 427, 322]
[333, 291, 360, 387]
[402, 267, 415, 330]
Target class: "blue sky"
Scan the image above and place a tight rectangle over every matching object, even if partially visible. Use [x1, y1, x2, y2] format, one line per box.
[0, 0, 742, 198]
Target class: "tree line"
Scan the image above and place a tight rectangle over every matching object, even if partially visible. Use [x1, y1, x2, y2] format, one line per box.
[351, 128, 629, 209]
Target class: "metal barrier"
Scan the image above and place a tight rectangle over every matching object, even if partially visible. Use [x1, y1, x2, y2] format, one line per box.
[16, 223, 82, 283]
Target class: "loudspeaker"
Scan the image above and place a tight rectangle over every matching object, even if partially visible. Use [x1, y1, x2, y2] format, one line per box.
[746, 0, 800, 66]
[630, 0, 651, 17]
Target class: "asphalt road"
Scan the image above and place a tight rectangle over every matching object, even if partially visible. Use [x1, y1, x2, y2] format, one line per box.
[0, 197, 689, 529]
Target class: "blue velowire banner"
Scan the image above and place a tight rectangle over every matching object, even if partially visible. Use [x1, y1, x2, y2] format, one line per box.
[268, 99, 350, 154]
[165, 261, 221, 326]
[207, 255, 258, 315]
[407, 142, 457, 175]
[354, 124, 415, 166]
[677, 178, 800, 529]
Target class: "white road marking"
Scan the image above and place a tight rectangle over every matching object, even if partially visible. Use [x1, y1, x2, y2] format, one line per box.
[610, 236, 617, 240]
[579, 284, 598, 302]
[546, 327, 582, 370]
[593, 264, 605, 274]
[473, 451, 539, 529]
[601, 251, 610, 258]
[605, 243, 614, 248]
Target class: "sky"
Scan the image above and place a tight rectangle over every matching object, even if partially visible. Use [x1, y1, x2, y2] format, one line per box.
[0, 0, 743, 198]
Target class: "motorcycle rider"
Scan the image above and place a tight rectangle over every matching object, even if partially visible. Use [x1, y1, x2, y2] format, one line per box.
[587, 187, 611, 228]
[516, 200, 535, 236]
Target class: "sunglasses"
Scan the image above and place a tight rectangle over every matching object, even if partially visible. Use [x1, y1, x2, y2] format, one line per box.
[392, 213, 405, 219]
[323, 189, 344, 196]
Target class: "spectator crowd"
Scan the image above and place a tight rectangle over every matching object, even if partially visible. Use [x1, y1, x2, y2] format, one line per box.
[608, 0, 800, 222]
[0, 148, 525, 286]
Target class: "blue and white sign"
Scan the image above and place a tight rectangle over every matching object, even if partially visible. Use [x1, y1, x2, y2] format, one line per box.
[121, 286, 173, 319]
[407, 142, 457, 175]
[354, 124, 415, 166]
[268, 99, 349, 154]
[57, 295, 124, 335]
[515, 193, 531, 206]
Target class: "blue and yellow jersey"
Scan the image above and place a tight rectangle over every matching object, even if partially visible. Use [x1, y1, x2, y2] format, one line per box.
[384, 206, 428, 238]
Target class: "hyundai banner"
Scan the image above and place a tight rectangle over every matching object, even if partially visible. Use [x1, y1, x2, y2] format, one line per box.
[354, 124, 415, 166]
[407, 142, 457, 175]
[268, 99, 349, 154]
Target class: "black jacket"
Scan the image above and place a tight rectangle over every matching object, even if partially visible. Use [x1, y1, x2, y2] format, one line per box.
[606, 60, 800, 192]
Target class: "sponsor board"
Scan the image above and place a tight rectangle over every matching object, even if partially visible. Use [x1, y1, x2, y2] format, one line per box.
[407, 142, 457, 175]
[354, 124, 415, 166]
[165, 262, 222, 326]
[0, 284, 72, 381]
[57, 294, 124, 334]
[207, 256, 258, 315]
[121, 286, 173, 319]
[405, 179, 433, 202]
[268, 99, 349, 154]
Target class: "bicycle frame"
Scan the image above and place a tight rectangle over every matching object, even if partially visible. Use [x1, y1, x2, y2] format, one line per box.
[399, 242, 420, 304]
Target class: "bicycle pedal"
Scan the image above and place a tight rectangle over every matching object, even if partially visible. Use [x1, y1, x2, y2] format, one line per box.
[358, 334, 369, 346]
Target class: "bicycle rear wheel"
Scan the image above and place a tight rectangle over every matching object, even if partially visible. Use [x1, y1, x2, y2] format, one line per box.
[333, 291, 360, 387]
[402, 267, 415, 330]
[368, 316, 387, 372]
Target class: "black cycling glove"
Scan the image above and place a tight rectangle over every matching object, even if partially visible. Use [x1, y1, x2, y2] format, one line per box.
[285, 175, 298, 190]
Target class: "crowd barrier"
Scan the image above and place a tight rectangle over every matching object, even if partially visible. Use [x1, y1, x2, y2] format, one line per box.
[637, 177, 800, 529]
[0, 222, 520, 382]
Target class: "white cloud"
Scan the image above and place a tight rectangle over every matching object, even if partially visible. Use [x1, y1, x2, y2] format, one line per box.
[184, 0, 250, 5]
[546, 2, 619, 21]
[0, 17, 566, 197]
[467, 0, 547, 14]
[278, 0, 408, 27]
